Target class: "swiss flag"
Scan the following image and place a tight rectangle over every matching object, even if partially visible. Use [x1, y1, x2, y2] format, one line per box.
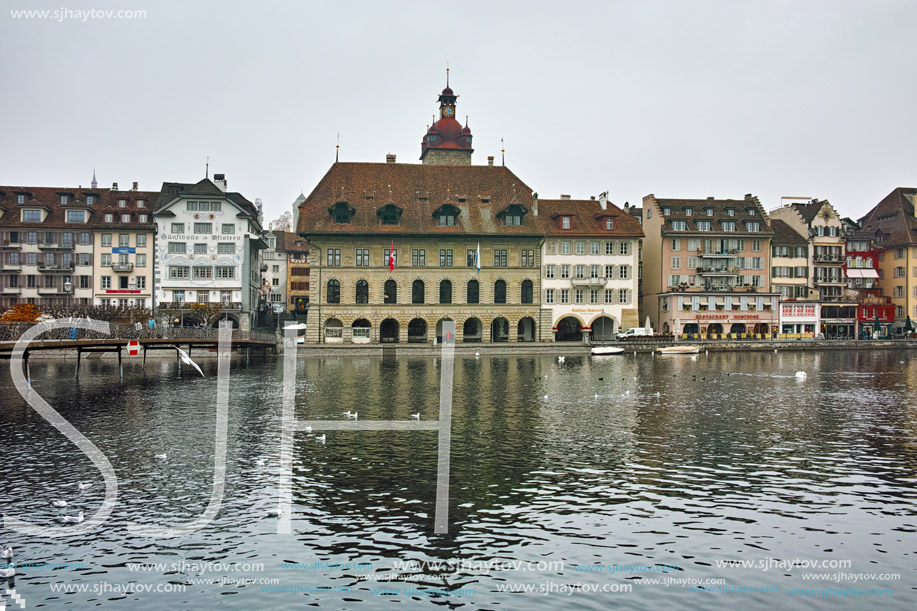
[389, 240, 396, 273]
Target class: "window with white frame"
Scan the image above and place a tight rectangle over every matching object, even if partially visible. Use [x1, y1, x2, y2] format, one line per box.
[545, 289, 554, 304]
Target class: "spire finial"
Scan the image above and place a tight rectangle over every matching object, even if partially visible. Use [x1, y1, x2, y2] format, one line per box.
[91, 167, 97, 189]
[206, 155, 209, 179]
[501, 138, 505, 166]
[465, 115, 469, 127]
[446, 63, 450, 87]
[336, 133, 340, 163]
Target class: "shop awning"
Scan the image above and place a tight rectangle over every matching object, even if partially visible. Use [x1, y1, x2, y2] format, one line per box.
[846, 268, 879, 278]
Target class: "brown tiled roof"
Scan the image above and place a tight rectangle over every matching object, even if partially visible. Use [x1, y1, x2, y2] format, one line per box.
[769, 219, 807, 244]
[296, 162, 540, 237]
[789, 200, 830, 225]
[648, 195, 775, 237]
[537, 198, 643, 238]
[0, 185, 157, 230]
[857, 187, 917, 247]
[274, 230, 308, 253]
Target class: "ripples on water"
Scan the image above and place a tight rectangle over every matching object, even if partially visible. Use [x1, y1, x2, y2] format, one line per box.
[0, 349, 915, 610]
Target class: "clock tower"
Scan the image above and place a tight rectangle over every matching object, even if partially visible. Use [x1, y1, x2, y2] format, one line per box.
[420, 71, 474, 165]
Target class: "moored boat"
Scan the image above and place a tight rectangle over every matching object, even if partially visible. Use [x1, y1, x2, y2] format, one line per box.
[656, 345, 701, 355]
[591, 346, 625, 355]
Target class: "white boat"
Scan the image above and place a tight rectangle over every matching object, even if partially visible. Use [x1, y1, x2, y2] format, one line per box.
[656, 346, 701, 355]
[591, 346, 625, 355]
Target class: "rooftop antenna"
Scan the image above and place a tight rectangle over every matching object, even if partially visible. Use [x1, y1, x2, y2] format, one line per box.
[205, 156, 209, 179]
[336, 133, 340, 163]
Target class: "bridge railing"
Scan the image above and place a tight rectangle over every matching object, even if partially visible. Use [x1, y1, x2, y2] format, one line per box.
[0, 321, 277, 343]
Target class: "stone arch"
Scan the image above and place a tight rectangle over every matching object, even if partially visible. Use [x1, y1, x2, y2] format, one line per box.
[210, 314, 240, 328]
[462, 317, 482, 342]
[383, 279, 397, 304]
[555, 315, 585, 342]
[324, 317, 344, 343]
[355, 278, 369, 304]
[411, 278, 425, 304]
[491, 317, 510, 342]
[326, 278, 341, 304]
[408, 318, 428, 343]
[589, 315, 617, 341]
[520, 278, 534, 304]
[351, 318, 371, 343]
[435, 317, 454, 342]
[517, 316, 536, 342]
[380, 318, 399, 343]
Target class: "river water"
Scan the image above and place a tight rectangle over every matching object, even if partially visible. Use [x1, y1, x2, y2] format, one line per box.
[0, 348, 915, 610]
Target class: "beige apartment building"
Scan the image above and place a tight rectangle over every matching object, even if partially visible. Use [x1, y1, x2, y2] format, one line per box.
[642, 194, 780, 338]
[91, 186, 157, 307]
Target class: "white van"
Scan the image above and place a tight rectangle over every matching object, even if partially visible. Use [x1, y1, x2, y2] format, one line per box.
[616, 328, 652, 341]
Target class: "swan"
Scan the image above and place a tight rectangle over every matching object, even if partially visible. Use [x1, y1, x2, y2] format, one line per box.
[51, 500, 68, 508]
[543, 395, 549, 401]
[304, 426, 312, 434]
[266, 506, 284, 516]
[410, 413, 420, 420]
[78, 482, 92, 490]
[0, 564, 15, 579]
[557, 356, 565, 362]
[256, 458, 265, 467]
[61, 511, 84, 524]
[316, 434, 326, 443]
[155, 453, 167, 460]
[0, 545, 12, 559]
[346, 412, 358, 420]
[795, 371, 807, 379]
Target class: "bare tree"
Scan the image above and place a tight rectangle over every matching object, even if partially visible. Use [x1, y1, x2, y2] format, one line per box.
[271, 211, 293, 232]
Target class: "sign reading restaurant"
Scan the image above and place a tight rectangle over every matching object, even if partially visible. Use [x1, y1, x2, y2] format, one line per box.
[695, 313, 763, 320]
[160, 234, 243, 241]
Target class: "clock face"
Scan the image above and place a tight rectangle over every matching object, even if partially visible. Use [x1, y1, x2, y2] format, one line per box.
[443, 106, 454, 118]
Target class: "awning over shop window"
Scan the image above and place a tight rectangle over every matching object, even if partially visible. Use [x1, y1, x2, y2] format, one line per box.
[846, 268, 879, 278]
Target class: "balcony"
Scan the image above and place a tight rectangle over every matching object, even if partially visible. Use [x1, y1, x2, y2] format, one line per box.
[37, 286, 66, 294]
[571, 277, 608, 287]
[700, 250, 738, 258]
[157, 301, 243, 311]
[37, 242, 74, 251]
[111, 262, 135, 272]
[696, 266, 740, 276]
[37, 262, 74, 273]
[1, 286, 21, 294]
[0, 262, 22, 271]
[0, 241, 22, 250]
[813, 254, 844, 263]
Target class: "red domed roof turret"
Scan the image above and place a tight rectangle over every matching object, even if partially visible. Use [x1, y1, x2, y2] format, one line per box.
[420, 70, 474, 163]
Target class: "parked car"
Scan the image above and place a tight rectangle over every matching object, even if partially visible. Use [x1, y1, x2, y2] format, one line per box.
[616, 328, 653, 341]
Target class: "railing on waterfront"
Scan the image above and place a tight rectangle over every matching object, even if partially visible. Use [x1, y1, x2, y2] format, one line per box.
[0, 321, 277, 343]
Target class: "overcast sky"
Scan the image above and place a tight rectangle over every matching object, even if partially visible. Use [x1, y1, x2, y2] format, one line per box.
[2, 0, 915, 225]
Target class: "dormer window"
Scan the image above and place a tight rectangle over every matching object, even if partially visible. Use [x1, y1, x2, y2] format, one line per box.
[119, 199, 127, 208]
[137, 200, 145, 208]
[428, 135, 437, 142]
[684, 207, 693, 216]
[705, 208, 714, 216]
[121, 214, 131, 223]
[498, 204, 526, 227]
[604, 218, 614, 230]
[746, 208, 756, 216]
[433, 204, 460, 227]
[721, 220, 736, 232]
[662, 207, 672, 215]
[86, 195, 95, 205]
[329, 201, 355, 224]
[745, 221, 761, 232]
[16, 194, 25, 204]
[60, 195, 69, 205]
[671, 220, 687, 231]
[377, 203, 403, 226]
[726, 208, 735, 217]
[562, 217, 571, 229]
[696, 220, 712, 231]
[104, 213, 114, 223]
[22, 209, 42, 223]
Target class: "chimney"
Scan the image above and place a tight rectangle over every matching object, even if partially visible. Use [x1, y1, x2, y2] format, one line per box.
[386, 153, 396, 163]
[213, 173, 227, 192]
[560, 194, 571, 200]
[112, 182, 118, 190]
[745, 193, 753, 199]
[132, 181, 139, 191]
[487, 156, 495, 166]
[599, 191, 608, 210]
[532, 192, 539, 217]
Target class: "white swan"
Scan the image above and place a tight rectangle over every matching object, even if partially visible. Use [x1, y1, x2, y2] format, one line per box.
[61, 511, 84, 524]
[543, 394, 549, 401]
[78, 481, 92, 490]
[557, 356, 565, 362]
[0, 545, 12, 559]
[346, 411, 358, 420]
[256, 458, 265, 467]
[304, 426, 312, 434]
[795, 371, 807, 379]
[0, 564, 15, 579]
[410, 413, 420, 420]
[154, 453, 167, 460]
[51, 500, 68, 508]
[266, 506, 284, 516]
[316, 434, 326, 443]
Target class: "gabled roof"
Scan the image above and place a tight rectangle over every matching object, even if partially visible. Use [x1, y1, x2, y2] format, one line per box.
[275, 230, 308, 253]
[537, 198, 643, 238]
[858, 187, 917, 247]
[153, 178, 260, 224]
[296, 162, 540, 237]
[769, 219, 808, 244]
[647, 195, 774, 237]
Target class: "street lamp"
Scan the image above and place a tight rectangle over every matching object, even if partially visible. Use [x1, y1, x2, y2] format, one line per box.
[63, 278, 73, 309]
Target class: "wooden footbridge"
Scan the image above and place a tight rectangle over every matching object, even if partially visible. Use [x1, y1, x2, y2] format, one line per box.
[0, 322, 278, 380]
